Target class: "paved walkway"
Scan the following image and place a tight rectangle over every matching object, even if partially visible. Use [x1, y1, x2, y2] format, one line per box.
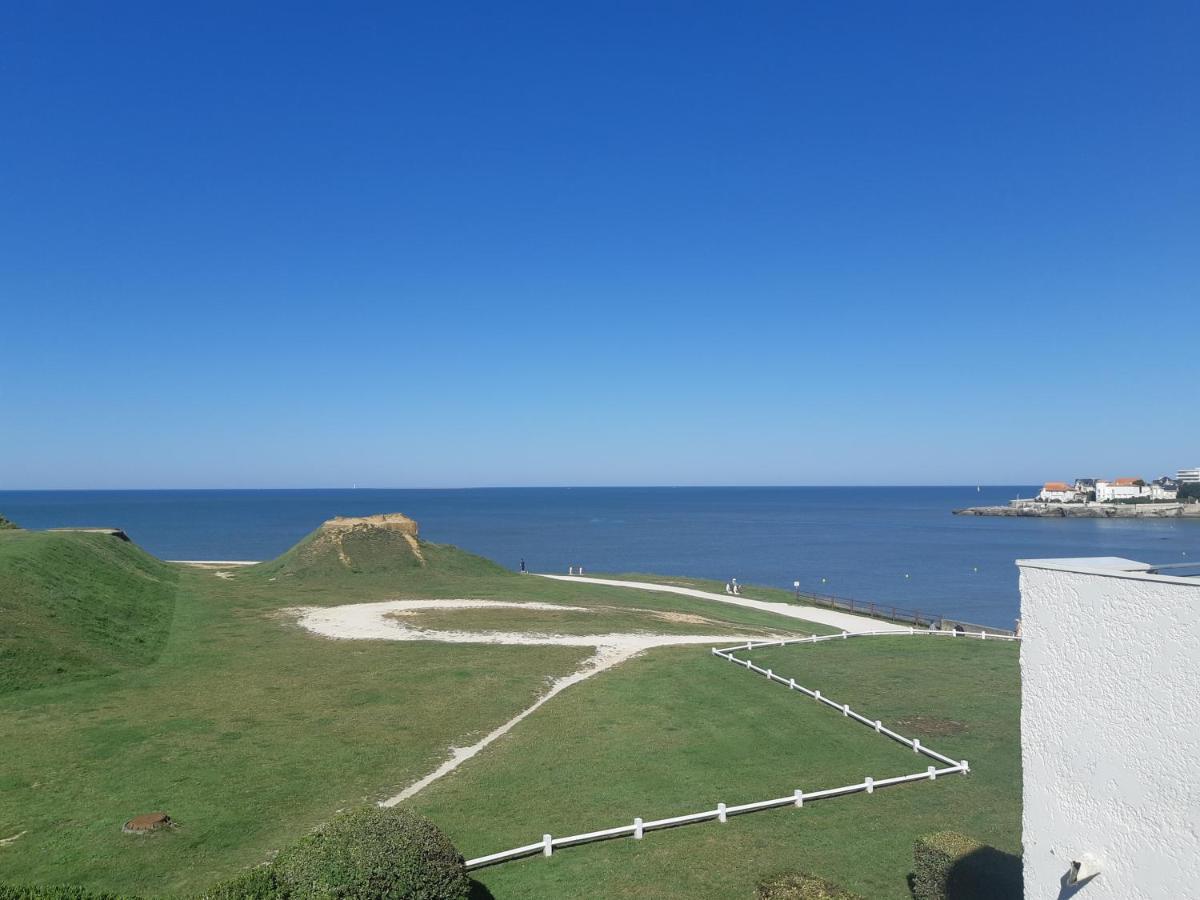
[537, 574, 910, 633]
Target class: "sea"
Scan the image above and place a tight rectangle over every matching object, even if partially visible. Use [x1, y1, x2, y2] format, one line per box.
[2, 487, 1196, 628]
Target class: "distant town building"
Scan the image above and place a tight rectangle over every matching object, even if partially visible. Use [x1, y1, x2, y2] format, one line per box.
[1037, 482, 1081, 503]
[1177, 467, 1200, 484]
[1150, 476, 1179, 501]
[1017, 556, 1200, 898]
[1095, 478, 1149, 502]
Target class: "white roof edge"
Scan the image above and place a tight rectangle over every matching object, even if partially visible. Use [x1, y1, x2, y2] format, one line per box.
[1016, 556, 1200, 586]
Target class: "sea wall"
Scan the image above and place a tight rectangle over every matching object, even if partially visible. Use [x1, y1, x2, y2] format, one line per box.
[954, 503, 1200, 518]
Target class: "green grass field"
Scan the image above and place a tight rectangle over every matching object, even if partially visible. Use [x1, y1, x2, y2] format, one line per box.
[412, 638, 1020, 899]
[0, 522, 1020, 898]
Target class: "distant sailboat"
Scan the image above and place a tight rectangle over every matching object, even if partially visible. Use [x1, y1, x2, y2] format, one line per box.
[976, 485, 981, 492]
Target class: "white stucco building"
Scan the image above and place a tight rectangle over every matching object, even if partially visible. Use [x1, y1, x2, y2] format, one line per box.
[1017, 556, 1200, 899]
[1037, 482, 1081, 503]
[1093, 478, 1149, 502]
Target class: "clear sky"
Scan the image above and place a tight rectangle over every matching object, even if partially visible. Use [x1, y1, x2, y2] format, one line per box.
[2, 2, 1197, 489]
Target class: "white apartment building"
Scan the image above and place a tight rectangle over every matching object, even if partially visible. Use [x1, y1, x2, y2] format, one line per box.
[1177, 467, 1200, 483]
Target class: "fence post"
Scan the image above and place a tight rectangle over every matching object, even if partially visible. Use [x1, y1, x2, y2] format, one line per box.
[717, 802, 727, 823]
[865, 777, 874, 794]
[960, 759, 970, 773]
[789, 678, 796, 690]
[842, 704, 849, 716]
[874, 720, 882, 732]
[766, 669, 772, 680]
[842, 630, 848, 639]
[928, 766, 936, 781]
[909, 626, 915, 635]
[913, 738, 922, 754]
[814, 690, 821, 702]
[794, 789, 803, 808]
[542, 834, 553, 857]
[633, 817, 643, 839]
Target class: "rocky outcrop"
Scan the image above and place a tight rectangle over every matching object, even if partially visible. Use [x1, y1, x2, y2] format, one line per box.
[954, 503, 1200, 518]
[320, 513, 419, 537]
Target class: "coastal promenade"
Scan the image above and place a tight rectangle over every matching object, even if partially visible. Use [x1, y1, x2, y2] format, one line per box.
[537, 574, 909, 633]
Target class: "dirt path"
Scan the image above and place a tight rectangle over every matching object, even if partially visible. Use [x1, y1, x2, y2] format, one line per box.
[537, 574, 910, 633]
[287, 599, 777, 805]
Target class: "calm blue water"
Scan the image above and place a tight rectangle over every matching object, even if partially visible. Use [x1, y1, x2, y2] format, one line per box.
[2, 487, 1197, 627]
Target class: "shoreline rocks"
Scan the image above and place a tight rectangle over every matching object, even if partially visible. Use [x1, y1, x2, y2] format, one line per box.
[953, 503, 1200, 518]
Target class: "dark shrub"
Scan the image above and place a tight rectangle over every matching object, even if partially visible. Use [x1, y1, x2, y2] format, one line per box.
[756, 871, 864, 900]
[196, 866, 285, 899]
[273, 807, 469, 900]
[912, 831, 1021, 900]
[0, 887, 139, 899]
[0, 514, 18, 530]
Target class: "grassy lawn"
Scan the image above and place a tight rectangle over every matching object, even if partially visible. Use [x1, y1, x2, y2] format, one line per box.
[1, 528, 843, 896]
[0, 564, 591, 895]
[0, 523, 1019, 898]
[411, 637, 1020, 899]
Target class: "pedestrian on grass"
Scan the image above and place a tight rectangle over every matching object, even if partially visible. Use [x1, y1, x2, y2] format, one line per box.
[520, 558, 526, 573]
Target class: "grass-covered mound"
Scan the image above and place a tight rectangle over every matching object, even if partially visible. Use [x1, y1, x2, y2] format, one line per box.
[250, 514, 507, 580]
[0, 530, 177, 694]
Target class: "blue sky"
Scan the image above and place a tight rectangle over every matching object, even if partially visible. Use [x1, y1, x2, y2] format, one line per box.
[2, 2, 1197, 488]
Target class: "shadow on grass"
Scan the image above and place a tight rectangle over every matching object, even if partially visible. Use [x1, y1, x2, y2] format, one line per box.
[909, 845, 1023, 899]
[468, 878, 497, 900]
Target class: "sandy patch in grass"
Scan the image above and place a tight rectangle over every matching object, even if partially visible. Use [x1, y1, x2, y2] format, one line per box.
[287, 599, 778, 804]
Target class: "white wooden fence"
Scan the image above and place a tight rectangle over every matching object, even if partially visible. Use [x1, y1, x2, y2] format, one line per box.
[463, 628, 1017, 870]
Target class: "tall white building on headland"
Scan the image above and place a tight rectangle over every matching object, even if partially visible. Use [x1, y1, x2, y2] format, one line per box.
[1017, 556, 1200, 899]
[1177, 467, 1200, 483]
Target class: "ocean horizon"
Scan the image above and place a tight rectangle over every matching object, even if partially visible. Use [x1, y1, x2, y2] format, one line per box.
[3, 486, 1196, 628]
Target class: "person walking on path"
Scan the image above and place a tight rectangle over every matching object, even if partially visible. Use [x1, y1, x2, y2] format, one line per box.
[519, 558, 526, 574]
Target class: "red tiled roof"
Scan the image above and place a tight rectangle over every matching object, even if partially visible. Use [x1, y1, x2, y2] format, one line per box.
[1043, 482, 1071, 491]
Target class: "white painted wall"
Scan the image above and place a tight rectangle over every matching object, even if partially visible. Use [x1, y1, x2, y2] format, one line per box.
[1017, 557, 1200, 900]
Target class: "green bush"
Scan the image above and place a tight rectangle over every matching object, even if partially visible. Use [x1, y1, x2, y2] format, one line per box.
[755, 871, 864, 900]
[0, 514, 19, 530]
[912, 831, 1021, 900]
[0, 887, 140, 899]
[196, 866, 284, 899]
[273, 807, 469, 900]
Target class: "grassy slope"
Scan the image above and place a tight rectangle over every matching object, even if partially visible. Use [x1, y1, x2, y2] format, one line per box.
[0, 531, 829, 895]
[412, 638, 1021, 899]
[0, 531, 178, 694]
